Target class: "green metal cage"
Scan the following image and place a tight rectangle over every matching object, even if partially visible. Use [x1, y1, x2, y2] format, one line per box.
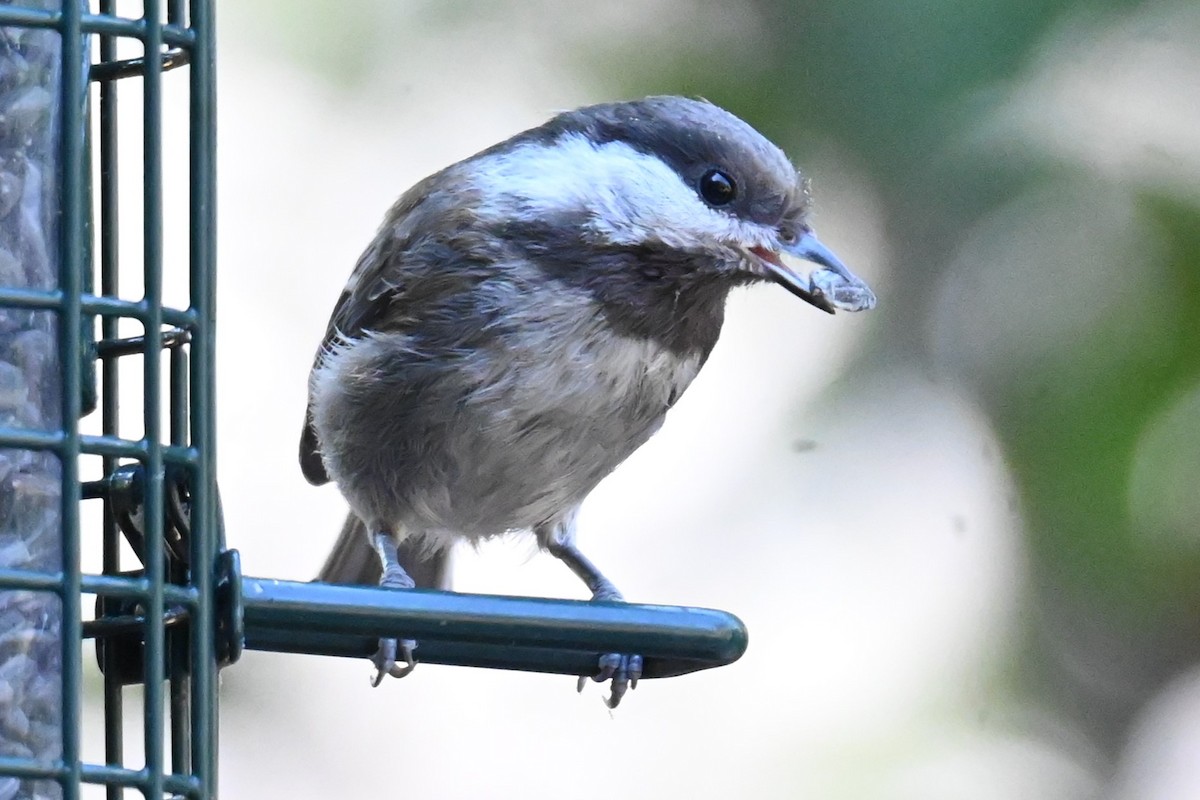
[0, 4, 747, 798]
[0, 1, 218, 798]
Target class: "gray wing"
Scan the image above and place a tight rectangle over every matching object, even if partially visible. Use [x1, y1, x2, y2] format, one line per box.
[297, 170, 495, 486]
[298, 233, 405, 486]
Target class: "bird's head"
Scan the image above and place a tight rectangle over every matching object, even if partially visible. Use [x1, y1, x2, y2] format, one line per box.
[466, 96, 876, 315]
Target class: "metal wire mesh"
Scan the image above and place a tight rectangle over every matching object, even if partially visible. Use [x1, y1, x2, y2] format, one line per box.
[0, 2, 217, 798]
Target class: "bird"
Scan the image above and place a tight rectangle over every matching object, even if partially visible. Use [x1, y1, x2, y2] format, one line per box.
[300, 96, 875, 708]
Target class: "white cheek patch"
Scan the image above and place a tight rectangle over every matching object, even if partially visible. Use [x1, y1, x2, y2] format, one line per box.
[470, 134, 774, 251]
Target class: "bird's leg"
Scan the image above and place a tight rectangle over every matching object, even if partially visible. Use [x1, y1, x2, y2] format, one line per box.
[545, 537, 643, 709]
[371, 530, 417, 687]
[546, 538, 623, 602]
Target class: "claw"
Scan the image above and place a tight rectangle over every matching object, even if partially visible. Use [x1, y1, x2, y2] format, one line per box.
[596, 652, 622, 682]
[370, 636, 416, 686]
[628, 654, 643, 691]
[580, 652, 642, 709]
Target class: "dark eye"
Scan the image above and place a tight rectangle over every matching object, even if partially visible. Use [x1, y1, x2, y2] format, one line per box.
[698, 169, 737, 206]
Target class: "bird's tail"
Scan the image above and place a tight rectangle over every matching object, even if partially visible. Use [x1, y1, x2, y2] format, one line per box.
[316, 513, 452, 590]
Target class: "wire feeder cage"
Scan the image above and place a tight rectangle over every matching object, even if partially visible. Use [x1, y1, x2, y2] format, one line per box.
[0, 1, 219, 798]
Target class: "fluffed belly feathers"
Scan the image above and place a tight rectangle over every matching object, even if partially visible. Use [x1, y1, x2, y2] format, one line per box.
[308, 296, 705, 541]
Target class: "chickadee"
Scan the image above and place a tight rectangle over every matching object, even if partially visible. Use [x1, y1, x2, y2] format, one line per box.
[300, 96, 875, 707]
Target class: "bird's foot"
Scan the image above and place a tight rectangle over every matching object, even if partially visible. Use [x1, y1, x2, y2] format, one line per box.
[369, 543, 418, 687]
[577, 582, 641, 708]
[578, 652, 643, 709]
[370, 636, 417, 687]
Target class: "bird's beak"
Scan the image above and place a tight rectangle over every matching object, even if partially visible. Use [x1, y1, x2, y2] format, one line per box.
[750, 231, 876, 314]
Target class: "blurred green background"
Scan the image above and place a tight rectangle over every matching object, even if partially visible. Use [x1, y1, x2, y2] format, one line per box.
[191, 0, 1200, 796]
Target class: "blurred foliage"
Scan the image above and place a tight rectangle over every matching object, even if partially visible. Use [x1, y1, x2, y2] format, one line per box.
[591, 0, 1200, 754]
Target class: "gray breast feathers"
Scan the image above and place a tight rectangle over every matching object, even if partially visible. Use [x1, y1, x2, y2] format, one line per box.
[306, 280, 703, 538]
